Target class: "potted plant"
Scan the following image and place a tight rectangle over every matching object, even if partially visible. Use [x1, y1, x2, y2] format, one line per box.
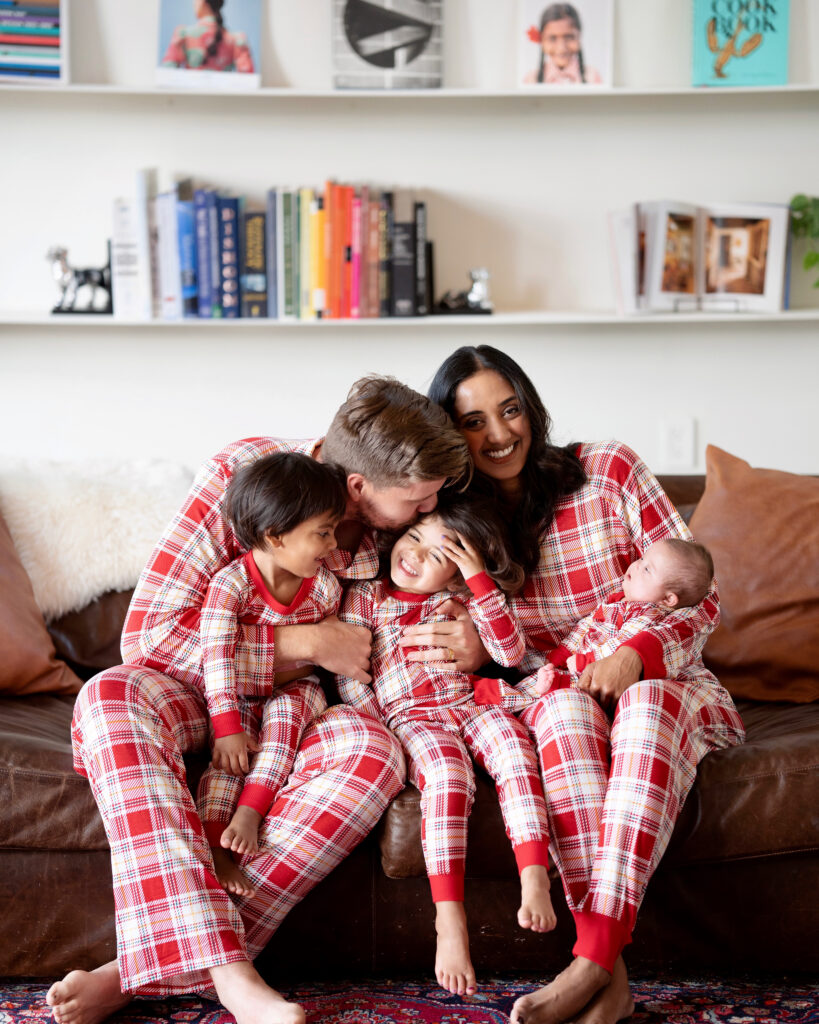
[789, 194, 819, 289]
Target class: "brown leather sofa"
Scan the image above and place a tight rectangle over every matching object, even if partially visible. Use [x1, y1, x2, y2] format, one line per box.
[1, 467, 817, 982]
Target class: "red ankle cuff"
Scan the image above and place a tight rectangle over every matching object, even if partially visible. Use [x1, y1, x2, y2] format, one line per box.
[428, 873, 464, 903]
[514, 840, 551, 873]
[572, 911, 631, 973]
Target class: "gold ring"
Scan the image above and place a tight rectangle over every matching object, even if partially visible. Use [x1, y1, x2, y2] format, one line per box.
[447, 647, 454, 661]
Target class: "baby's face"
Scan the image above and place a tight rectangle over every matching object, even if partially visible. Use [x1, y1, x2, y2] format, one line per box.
[390, 515, 459, 595]
[622, 543, 677, 605]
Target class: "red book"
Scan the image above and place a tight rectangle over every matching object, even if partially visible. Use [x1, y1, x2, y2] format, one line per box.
[323, 180, 338, 319]
[339, 185, 354, 319]
[0, 32, 59, 46]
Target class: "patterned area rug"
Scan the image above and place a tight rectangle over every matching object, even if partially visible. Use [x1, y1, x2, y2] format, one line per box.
[2, 976, 818, 1024]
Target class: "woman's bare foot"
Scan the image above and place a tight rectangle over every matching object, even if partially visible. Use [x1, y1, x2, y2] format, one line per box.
[574, 957, 634, 1024]
[434, 901, 476, 996]
[221, 806, 262, 856]
[211, 845, 257, 896]
[510, 957, 610, 1024]
[46, 962, 131, 1024]
[518, 865, 557, 933]
[210, 960, 305, 1024]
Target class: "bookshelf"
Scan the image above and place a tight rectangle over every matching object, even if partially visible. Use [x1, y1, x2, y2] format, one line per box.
[1, 0, 818, 474]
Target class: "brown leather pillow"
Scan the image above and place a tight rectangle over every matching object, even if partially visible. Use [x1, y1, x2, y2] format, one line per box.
[690, 445, 819, 703]
[0, 509, 82, 696]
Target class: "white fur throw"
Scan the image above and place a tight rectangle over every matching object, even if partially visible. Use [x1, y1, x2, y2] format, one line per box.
[0, 459, 194, 622]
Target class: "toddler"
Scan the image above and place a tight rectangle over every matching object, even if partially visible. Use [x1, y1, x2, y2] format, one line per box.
[337, 498, 555, 998]
[197, 452, 347, 896]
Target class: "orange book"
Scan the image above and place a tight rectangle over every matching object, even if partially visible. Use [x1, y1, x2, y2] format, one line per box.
[339, 185, 354, 319]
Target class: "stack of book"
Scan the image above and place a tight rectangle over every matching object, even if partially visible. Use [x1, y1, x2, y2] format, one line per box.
[111, 172, 434, 322]
[608, 199, 791, 316]
[0, 0, 65, 82]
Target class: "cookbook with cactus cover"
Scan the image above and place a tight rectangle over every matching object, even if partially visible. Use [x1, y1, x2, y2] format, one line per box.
[692, 0, 790, 87]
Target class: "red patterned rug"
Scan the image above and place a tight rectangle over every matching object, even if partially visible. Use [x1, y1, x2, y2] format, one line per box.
[2, 975, 818, 1023]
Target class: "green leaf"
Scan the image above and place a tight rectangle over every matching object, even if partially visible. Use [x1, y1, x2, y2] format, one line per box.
[804, 251, 819, 269]
[790, 193, 810, 212]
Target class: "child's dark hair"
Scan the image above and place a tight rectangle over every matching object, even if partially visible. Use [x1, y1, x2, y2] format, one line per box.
[537, 3, 587, 83]
[430, 496, 525, 595]
[204, 0, 225, 61]
[659, 538, 715, 608]
[225, 452, 347, 551]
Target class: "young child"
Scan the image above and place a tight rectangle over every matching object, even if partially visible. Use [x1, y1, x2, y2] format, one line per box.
[535, 538, 715, 694]
[196, 452, 347, 897]
[523, 3, 603, 85]
[336, 498, 555, 998]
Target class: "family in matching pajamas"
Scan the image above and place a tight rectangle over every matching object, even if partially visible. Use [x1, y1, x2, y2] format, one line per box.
[53, 350, 745, 1024]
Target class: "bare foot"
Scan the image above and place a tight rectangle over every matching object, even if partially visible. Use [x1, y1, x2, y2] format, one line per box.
[211, 845, 257, 897]
[434, 901, 476, 997]
[210, 960, 305, 1024]
[574, 957, 634, 1024]
[510, 957, 610, 1024]
[221, 806, 262, 856]
[518, 865, 557, 933]
[535, 665, 555, 695]
[46, 963, 131, 1024]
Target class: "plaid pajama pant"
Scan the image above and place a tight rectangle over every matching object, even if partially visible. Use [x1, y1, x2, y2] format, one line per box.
[393, 703, 550, 903]
[72, 665, 405, 995]
[518, 676, 745, 972]
[197, 677, 328, 846]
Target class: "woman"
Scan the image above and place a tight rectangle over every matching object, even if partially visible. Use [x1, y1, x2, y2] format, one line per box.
[401, 345, 744, 1024]
[161, 0, 255, 74]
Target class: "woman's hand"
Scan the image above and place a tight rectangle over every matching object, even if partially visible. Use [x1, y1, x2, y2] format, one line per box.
[576, 647, 643, 712]
[438, 530, 485, 581]
[212, 731, 260, 776]
[398, 600, 488, 672]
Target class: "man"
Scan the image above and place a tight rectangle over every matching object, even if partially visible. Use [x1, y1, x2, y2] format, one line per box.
[47, 376, 470, 1024]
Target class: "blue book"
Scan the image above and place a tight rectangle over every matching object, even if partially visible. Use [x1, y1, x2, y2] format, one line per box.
[265, 188, 278, 319]
[205, 190, 222, 317]
[217, 195, 241, 318]
[176, 198, 198, 318]
[692, 0, 790, 87]
[193, 188, 212, 318]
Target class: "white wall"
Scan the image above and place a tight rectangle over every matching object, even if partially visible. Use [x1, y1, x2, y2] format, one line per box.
[1, 0, 818, 475]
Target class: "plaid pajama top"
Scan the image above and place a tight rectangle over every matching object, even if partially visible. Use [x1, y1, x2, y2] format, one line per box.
[122, 436, 379, 683]
[337, 572, 526, 727]
[511, 441, 723, 688]
[201, 553, 342, 739]
[548, 590, 668, 676]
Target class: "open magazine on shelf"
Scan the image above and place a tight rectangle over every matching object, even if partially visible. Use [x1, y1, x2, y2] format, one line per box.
[609, 200, 791, 315]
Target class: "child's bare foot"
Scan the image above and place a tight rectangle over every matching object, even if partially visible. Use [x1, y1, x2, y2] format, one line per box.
[221, 806, 263, 856]
[574, 957, 634, 1024]
[510, 956, 610, 1024]
[434, 901, 476, 997]
[46, 962, 130, 1024]
[210, 960, 305, 1024]
[211, 845, 257, 897]
[535, 665, 556, 695]
[518, 865, 557, 933]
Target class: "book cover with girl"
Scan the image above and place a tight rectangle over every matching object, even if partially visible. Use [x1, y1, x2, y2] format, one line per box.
[518, 0, 613, 88]
[156, 0, 261, 91]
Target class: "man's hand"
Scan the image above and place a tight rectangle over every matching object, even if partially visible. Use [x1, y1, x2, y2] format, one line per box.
[397, 600, 488, 673]
[576, 646, 643, 712]
[311, 615, 373, 684]
[212, 731, 260, 776]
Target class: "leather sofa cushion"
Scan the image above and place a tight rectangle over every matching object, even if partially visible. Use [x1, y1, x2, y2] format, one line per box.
[691, 446, 819, 702]
[0, 511, 82, 696]
[378, 700, 819, 877]
[48, 589, 133, 677]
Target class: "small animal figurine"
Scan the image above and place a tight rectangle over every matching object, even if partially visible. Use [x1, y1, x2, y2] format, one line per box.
[47, 245, 112, 313]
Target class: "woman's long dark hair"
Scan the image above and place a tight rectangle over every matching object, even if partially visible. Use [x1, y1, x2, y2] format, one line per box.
[204, 0, 225, 60]
[428, 345, 586, 575]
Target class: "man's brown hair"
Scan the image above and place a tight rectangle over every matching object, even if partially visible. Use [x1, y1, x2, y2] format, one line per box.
[322, 375, 471, 489]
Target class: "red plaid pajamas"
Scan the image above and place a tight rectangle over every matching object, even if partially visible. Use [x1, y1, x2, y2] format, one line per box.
[197, 554, 341, 842]
[338, 572, 549, 901]
[508, 442, 745, 972]
[72, 437, 402, 994]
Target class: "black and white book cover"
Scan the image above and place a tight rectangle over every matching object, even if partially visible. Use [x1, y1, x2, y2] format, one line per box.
[333, 0, 443, 90]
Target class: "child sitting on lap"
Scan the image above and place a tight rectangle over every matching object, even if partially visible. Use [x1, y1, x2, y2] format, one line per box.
[535, 538, 715, 694]
[337, 498, 555, 998]
[196, 452, 347, 897]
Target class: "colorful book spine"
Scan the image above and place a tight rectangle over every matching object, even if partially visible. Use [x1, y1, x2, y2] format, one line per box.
[194, 188, 213, 318]
[366, 196, 380, 318]
[177, 198, 198, 318]
[205, 190, 222, 317]
[357, 186, 370, 318]
[379, 191, 393, 317]
[299, 187, 314, 320]
[281, 190, 297, 320]
[217, 195, 241, 318]
[414, 200, 428, 316]
[324, 180, 339, 319]
[350, 195, 362, 319]
[310, 195, 326, 317]
[241, 210, 267, 318]
[265, 188, 279, 319]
